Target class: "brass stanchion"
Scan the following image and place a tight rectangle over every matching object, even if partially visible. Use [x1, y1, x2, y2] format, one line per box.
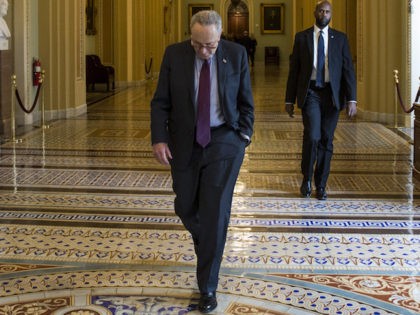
[393, 69, 399, 129]
[12, 142, 18, 193]
[10, 74, 22, 143]
[40, 70, 49, 129]
[41, 125, 46, 168]
[40, 70, 49, 167]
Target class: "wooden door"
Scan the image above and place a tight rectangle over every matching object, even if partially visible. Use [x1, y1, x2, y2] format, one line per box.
[227, 1, 249, 40]
[228, 13, 249, 39]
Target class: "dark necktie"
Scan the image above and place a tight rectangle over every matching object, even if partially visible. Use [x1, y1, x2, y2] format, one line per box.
[316, 30, 325, 88]
[196, 59, 211, 147]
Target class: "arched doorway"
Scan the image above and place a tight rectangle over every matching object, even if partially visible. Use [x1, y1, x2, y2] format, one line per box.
[227, 1, 249, 40]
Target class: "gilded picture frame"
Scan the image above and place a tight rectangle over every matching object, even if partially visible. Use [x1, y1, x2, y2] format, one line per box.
[261, 3, 285, 34]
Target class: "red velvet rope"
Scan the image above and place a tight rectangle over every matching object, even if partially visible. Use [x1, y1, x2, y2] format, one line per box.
[15, 83, 43, 114]
[395, 81, 419, 113]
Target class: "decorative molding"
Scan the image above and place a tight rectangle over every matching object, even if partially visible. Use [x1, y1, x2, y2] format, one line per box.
[86, 0, 97, 35]
[79, 0, 84, 79]
[46, 102, 87, 121]
[97, 0, 103, 59]
[25, 0, 31, 113]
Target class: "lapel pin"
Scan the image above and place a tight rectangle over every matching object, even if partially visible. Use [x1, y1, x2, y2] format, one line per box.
[223, 58, 227, 63]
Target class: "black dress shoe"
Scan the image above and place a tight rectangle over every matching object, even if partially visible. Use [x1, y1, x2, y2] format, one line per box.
[316, 187, 327, 200]
[198, 292, 217, 313]
[300, 180, 312, 197]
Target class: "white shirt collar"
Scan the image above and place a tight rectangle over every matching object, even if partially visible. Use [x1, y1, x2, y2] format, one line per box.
[314, 25, 329, 34]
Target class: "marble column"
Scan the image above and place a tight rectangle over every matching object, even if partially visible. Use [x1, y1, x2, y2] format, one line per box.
[0, 46, 12, 139]
[414, 103, 420, 180]
[0, 0, 12, 139]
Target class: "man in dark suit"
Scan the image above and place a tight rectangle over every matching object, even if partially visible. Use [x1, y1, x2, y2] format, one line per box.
[237, 30, 257, 67]
[285, 0, 357, 200]
[151, 10, 254, 313]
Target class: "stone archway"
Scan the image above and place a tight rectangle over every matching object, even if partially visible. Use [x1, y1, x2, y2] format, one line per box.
[227, 0, 249, 40]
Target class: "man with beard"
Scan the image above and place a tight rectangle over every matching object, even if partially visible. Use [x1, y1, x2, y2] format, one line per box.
[285, 0, 357, 200]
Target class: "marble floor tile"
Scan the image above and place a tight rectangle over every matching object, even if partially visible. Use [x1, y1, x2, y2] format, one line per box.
[0, 63, 418, 315]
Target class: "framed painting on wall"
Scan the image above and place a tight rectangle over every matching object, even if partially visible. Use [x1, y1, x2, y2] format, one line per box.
[261, 3, 285, 34]
[188, 4, 214, 28]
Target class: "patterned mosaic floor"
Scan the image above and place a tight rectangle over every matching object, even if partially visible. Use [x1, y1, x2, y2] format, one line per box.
[0, 63, 419, 315]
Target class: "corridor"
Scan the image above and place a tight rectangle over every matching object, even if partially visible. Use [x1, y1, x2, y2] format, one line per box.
[0, 63, 418, 315]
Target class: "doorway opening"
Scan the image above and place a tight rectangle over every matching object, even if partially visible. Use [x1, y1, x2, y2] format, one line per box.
[227, 1, 249, 41]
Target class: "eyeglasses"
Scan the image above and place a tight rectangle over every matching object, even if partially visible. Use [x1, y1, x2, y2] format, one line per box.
[191, 39, 219, 51]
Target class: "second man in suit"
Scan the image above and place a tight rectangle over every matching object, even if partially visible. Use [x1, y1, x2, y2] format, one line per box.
[151, 10, 254, 314]
[285, 0, 357, 200]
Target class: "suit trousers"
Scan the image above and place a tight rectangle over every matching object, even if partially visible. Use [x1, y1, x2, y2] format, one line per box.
[301, 86, 340, 188]
[171, 125, 246, 293]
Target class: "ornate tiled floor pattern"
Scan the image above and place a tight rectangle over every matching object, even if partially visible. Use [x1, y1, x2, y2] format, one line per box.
[0, 63, 419, 315]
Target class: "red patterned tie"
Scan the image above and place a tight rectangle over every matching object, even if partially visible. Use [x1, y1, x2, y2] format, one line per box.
[196, 59, 211, 147]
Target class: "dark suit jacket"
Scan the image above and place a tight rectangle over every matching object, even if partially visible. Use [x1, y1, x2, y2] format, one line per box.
[151, 39, 254, 168]
[285, 27, 356, 110]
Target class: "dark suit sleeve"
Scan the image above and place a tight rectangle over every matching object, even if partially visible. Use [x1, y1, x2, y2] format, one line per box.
[219, 41, 254, 140]
[237, 46, 254, 139]
[285, 33, 301, 104]
[340, 34, 357, 103]
[150, 48, 171, 145]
